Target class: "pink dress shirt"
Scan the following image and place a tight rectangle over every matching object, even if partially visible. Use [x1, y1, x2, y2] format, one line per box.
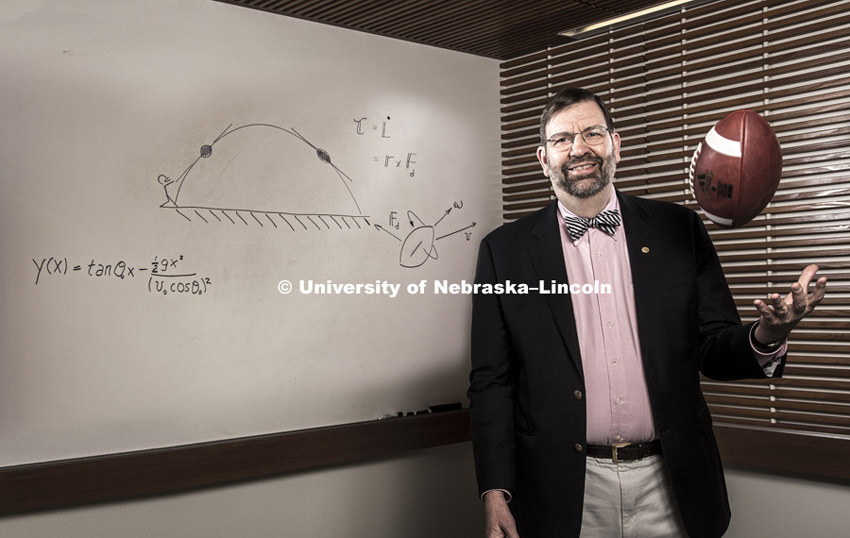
[557, 191, 786, 446]
[557, 193, 655, 445]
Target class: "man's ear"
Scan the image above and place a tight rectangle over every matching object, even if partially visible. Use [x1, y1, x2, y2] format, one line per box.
[611, 132, 622, 164]
[536, 145, 550, 177]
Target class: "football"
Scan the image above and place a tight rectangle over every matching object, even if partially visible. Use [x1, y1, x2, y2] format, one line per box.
[689, 109, 782, 228]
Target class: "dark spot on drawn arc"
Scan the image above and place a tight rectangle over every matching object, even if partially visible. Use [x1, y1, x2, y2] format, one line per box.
[316, 148, 331, 164]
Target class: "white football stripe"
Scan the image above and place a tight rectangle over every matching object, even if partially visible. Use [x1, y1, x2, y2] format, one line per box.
[702, 208, 734, 226]
[705, 126, 742, 158]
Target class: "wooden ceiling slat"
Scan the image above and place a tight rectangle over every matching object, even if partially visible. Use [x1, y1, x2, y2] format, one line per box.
[418, 3, 584, 54]
[326, 1, 393, 20]
[357, 0, 457, 30]
[220, 0, 848, 60]
[362, 1, 486, 39]
[221, 0, 644, 59]
[257, 0, 288, 9]
[389, 0, 516, 35]
[298, 0, 388, 22]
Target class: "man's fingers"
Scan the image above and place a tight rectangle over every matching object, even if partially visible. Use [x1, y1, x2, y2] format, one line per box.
[753, 299, 775, 319]
[499, 522, 520, 538]
[486, 520, 520, 538]
[796, 264, 820, 289]
[808, 276, 828, 308]
[770, 293, 788, 313]
[790, 283, 807, 314]
[755, 267, 827, 341]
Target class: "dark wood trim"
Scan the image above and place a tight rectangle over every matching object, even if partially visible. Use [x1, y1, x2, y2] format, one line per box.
[714, 425, 850, 481]
[0, 410, 471, 516]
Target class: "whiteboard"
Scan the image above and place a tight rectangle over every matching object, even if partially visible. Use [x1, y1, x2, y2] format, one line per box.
[0, 0, 501, 465]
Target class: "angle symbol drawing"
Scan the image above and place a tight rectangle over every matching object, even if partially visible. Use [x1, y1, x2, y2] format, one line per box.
[374, 205, 476, 268]
[158, 123, 370, 231]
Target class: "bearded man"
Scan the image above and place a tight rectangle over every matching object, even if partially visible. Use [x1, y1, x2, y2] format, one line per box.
[468, 87, 826, 538]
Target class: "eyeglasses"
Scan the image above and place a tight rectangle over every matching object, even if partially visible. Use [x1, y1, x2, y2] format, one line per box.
[545, 125, 611, 152]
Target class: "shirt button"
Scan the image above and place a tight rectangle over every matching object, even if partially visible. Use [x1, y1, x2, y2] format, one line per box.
[616, 434, 623, 441]
[611, 358, 618, 364]
[574, 390, 583, 400]
[596, 252, 602, 258]
[607, 321, 613, 328]
[615, 397, 622, 404]
[574, 443, 584, 453]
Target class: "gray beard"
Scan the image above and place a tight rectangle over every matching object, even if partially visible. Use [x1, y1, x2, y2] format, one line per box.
[551, 153, 616, 199]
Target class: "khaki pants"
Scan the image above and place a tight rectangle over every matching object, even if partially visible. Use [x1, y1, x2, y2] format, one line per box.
[580, 454, 690, 538]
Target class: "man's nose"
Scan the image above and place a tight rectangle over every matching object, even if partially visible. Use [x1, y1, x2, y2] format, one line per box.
[569, 133, 591, 157]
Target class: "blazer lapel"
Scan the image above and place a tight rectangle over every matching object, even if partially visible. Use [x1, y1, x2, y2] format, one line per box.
[526, 202, 584, 377]
[617, 191, 662, 367]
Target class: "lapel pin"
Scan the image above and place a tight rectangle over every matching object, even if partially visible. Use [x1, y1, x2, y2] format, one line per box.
[641, 246, 650, 253]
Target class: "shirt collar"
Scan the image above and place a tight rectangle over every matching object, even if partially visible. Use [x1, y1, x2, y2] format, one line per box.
[557, 190, 621, 243]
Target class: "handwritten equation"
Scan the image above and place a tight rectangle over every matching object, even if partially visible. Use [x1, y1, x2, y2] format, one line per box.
[32, 255, 213, 296]
[353, 115, 417, 178]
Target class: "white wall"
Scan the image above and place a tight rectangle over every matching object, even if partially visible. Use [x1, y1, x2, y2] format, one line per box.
[724, 466, 850, 538]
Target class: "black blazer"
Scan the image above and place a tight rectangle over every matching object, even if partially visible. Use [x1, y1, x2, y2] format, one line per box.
[468, 191, 783, 538]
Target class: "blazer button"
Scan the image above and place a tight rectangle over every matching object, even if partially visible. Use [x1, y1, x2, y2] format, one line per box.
[574, 443, 584, 453]
[573, 390, 583, 400]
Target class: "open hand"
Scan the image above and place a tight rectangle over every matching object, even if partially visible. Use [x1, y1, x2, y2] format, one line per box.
[753, 264, 827, 344]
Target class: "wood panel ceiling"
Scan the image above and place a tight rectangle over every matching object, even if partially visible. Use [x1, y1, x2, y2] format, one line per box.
[217, 0, 669, 60]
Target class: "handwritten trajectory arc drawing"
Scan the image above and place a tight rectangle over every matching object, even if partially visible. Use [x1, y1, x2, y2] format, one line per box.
[158, 123, 369, 231]
[159, 122, 474, 268]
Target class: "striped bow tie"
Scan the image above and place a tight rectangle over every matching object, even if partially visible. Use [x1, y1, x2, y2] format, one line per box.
[562, 209, 621, 242]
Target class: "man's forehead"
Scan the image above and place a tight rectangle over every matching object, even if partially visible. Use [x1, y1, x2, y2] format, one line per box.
[546, 101, 605, 133]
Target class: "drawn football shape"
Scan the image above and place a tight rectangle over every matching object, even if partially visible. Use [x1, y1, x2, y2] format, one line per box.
[689, 109, 782, 228]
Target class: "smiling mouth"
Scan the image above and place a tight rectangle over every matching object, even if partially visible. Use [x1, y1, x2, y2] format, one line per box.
[568, 162, 598, 174]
